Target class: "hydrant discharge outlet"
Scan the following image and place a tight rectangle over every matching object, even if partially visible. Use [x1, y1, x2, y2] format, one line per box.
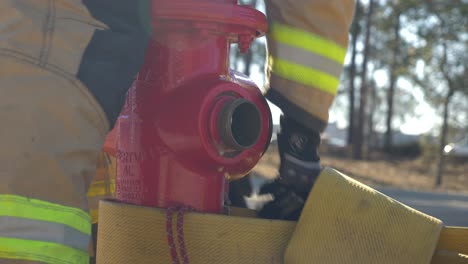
[218, 99, 262, 151]
[107, 0, 271, 214]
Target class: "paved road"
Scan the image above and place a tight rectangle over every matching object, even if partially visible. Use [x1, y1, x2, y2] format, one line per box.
[379, 188, 468, 227]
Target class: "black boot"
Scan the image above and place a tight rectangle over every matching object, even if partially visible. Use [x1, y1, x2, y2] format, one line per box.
[258, 115, 322, 221]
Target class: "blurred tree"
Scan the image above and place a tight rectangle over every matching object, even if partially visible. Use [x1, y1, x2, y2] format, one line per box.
[383, 4, 401, 152]
[408, 0, 468, 186]
[367, 78, 378, 153]
[347, 0, 363, 146]
[353, 0, 376, 160]
[230, 0, 266, 78]
[368, 0, 421, 152]
[241, 0, 258, 76]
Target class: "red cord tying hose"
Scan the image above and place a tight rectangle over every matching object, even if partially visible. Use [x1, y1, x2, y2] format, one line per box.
[166, 206, 193, 264]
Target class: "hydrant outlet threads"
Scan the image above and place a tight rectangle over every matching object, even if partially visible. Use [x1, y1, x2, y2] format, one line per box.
[218, 99, 262, 151]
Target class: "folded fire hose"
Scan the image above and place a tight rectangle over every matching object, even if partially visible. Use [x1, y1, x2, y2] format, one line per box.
[94, 168, 468, 264]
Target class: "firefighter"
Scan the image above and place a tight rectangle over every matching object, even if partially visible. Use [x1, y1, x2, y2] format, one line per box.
[0, 0, 354, 263]
[239, 0, 355, 221]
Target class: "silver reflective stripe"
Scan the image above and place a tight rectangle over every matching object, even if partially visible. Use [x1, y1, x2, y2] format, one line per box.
[274, 42, 344, 79]
[284, 153, 321, 170]
[0, 216, 90, 252]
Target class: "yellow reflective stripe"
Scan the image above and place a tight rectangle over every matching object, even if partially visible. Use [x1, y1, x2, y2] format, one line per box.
[87, 180, 116, 197]
[0, 195, 90, 236]
[90, 209, 99, 224]
[271, 57, 340, 95]
[271, 23, 347, 64]
[0, 237, 88, 264]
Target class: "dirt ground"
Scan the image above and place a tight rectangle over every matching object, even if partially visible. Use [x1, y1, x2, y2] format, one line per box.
[252, 142, 468, 193]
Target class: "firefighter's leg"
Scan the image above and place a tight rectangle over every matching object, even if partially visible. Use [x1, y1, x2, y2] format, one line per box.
[0, 1, 106, 263]
[0, 56, 109, 263]
[0, 1, 149, 262]
[264, 0, 355, 133]
[256, 0, 355, 220]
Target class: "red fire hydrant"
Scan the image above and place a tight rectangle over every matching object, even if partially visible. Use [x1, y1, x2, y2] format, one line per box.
[107, 0, 271, 214]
